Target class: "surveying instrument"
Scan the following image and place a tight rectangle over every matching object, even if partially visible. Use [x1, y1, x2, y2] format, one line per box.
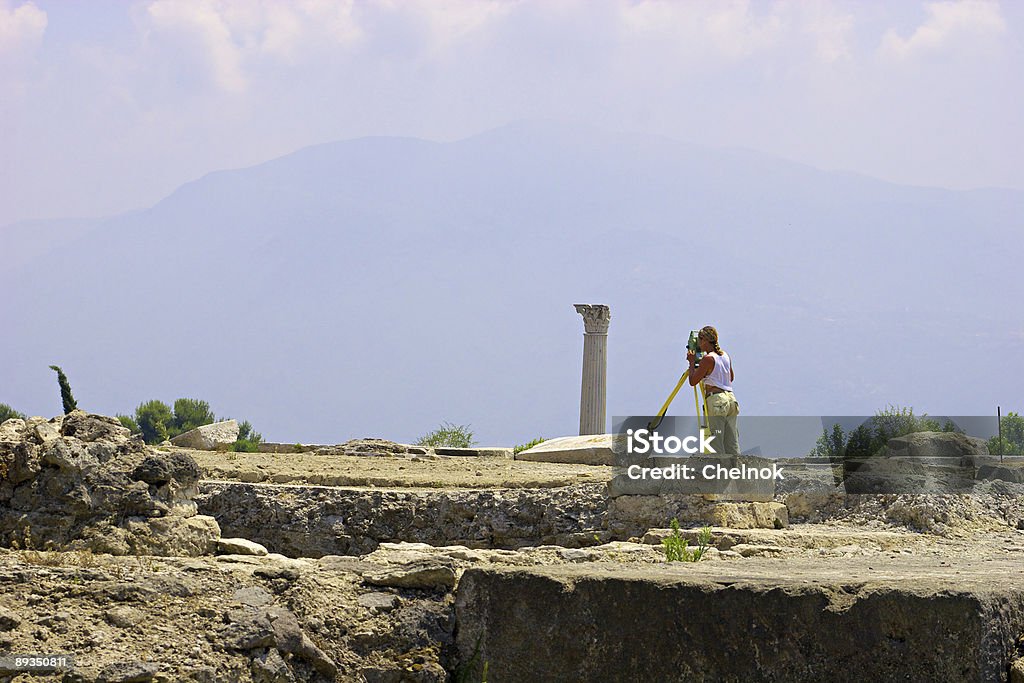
[648, 330, 711, 442]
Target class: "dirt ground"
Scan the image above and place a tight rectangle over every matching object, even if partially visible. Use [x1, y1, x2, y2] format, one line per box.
[183, 448, 611, 489]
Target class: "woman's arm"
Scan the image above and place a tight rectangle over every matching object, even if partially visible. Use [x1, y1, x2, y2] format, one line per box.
[686, 352, 716, 386]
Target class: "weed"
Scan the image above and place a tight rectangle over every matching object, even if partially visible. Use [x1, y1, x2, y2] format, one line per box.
[662, 519, 713, 562]
[513, 437, 546, 455]
[417, 422, 476, 449]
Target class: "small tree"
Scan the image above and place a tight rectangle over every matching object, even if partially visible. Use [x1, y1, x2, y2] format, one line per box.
[135, 399, 173, 444]
[845, 423, 875, 459]
[808, 423, 847, 459]
[0, 404, 26, 423]
[988, 411, 1024, 456]
[230, 419, 264, 452]
[48, 365, 78, 414]
[170, 398, 216, 437]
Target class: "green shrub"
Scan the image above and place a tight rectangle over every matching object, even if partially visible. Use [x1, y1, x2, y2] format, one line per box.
[417, 422, 476, 448]
[48, 365, 78, 414]
[662, 519, 712, 562]
[807, 406, 963, 459]
[229, 420, 263, 452]
[0, 404, 26, 423]
[230, 439, 260, 453]
[513, 437, 546, 455]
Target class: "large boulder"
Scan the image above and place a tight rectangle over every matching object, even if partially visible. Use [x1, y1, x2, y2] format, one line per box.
[880, 431, 989, 458]
[170, 420, 239, 450]
[0, 411, 220, 555]
[515, 434, 620, 465]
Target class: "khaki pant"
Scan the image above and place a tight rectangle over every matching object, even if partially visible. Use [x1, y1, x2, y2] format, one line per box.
[705, 391, 740, 456]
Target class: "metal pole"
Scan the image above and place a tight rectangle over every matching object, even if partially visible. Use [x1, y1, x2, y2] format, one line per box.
[998, 406, 1003, 462]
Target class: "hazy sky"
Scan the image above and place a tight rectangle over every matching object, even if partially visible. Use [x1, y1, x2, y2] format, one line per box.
[2, 0, 1021, 226]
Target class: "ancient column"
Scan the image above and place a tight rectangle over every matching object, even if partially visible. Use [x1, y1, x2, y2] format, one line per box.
[574, 304, 611, 435]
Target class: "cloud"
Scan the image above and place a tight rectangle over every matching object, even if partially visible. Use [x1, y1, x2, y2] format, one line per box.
[880, 0, 1005, 59]
[146, 1, 246, 91]
[142, 0, 366, 91]
[619, 0, 785, 61]
[0, 0, 46, 56]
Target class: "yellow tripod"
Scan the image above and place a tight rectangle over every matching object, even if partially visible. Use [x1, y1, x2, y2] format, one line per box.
[647, 369, 710, 448]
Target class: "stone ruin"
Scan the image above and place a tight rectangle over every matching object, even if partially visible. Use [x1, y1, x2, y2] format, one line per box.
[0, 410, 220, 556]
[2, 411, 1024, 681]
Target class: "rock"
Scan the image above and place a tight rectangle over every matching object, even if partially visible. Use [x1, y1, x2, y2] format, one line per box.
[363, 559, 457, 591]
[315, 438, 409, 457]
[251, 648, 295, 683]
[253, 564, 301, 581]
[881, 431, 989, 458]
[976, 465, 1024, 484]
[456, 562, 1024, 681]
[0, 411, 219, 556]
[731, 543, 786, 557]
[515, 434, 618, 465]
[233, 586, 274, 607]
[61, 411, 131, 443]
[96, 661, 161, 683]
[265, 607, 337, 677]
[357, 592, 399, 613]
[1011, 658, 1024, 683]
[0, 605, 21, 630]
[0, 418, 26, 442]
[196, 481, 608, 558]
[170, 420, 239, 450]
[607, 495, 787, 537]
[221, 608, 276, 650]
[434, 447, 513, 459]
[217, 538, 269, 556]
[105, 606, 145, 628]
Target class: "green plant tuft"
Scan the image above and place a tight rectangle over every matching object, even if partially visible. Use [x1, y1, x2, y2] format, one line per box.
[662, 519, 712, 562]
[513, 437, 546, 454]
[417, 421, 476, 448]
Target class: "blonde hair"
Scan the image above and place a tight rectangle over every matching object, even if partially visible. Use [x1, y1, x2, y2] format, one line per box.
[699, 325, 723, 355]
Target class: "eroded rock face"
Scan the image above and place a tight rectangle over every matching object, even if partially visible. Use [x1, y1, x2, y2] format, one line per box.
[0, 412, 220, 555]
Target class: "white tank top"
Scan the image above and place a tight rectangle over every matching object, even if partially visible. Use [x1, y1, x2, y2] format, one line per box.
[705, 351, 733, 391]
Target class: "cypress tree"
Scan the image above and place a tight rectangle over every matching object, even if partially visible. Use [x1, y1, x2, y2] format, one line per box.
[48, 365, 78, 414]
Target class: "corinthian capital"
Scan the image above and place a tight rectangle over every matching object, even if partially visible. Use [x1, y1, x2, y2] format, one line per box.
[574, 304, 611, 334]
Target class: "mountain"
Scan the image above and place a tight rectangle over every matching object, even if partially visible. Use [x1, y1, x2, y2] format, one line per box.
[3, 121, 1021, 444]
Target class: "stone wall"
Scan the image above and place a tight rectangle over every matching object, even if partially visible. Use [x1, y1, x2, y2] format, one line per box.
[455, 563, 1024, 682]
[196, 482, 609, 557]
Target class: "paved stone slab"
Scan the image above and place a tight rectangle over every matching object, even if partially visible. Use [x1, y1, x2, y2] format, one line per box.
[516, 434, 621, 466]
[434, 447, 513, 459]
[455, 555, 1024, 682]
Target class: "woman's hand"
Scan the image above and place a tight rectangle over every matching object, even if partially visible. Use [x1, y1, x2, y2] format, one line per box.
[686, 350, 696, 364]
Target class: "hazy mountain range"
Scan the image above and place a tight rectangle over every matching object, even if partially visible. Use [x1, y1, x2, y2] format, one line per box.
[3, 121, 1021, 445]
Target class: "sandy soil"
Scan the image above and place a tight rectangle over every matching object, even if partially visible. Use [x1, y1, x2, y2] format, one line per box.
[182, 448, 611, 489]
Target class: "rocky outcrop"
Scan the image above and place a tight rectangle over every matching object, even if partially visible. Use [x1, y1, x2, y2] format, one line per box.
[169, 420, 239, 450]
[0, 412, 220, 556]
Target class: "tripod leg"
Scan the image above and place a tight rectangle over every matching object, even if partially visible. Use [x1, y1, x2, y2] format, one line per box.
[648, 370, 689, 431]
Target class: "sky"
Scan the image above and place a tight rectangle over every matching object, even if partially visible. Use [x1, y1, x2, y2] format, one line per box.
[1, 0, 1022, 228]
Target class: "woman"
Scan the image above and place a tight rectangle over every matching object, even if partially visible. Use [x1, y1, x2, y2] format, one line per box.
[686, 325, 739, 455]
